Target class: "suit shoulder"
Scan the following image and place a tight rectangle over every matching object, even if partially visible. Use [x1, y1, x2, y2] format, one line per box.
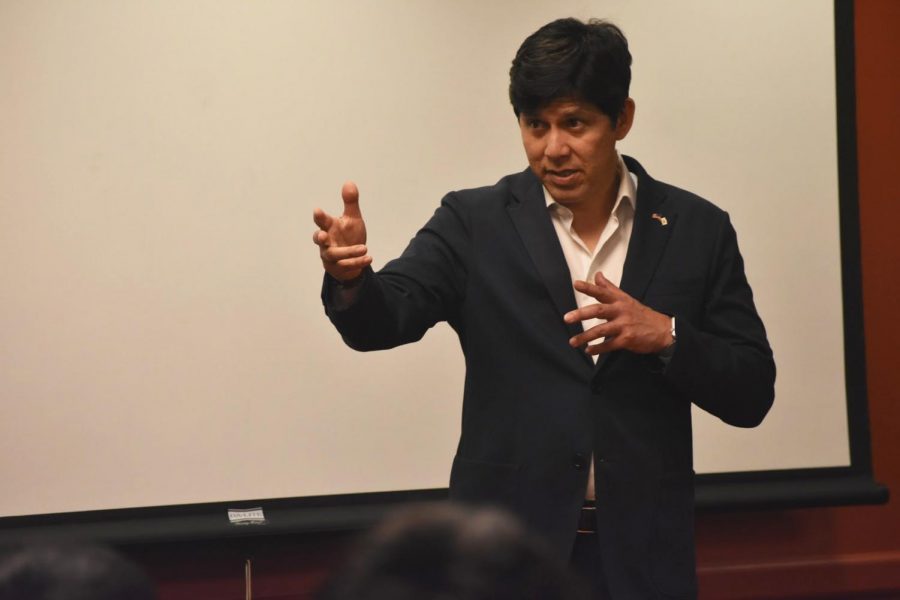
[625, 155, 729, 223]
[442, 169, 533, 210]
[653, 178, 722, 212]
[653, 179, 729, 224]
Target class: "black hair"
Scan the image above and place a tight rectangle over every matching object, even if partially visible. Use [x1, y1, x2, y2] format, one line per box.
[509, 18, 632, 123]
[0, 543, 156, 600]
[318, 503, 586, 600]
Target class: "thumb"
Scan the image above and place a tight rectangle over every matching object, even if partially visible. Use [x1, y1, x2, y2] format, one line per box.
[341, 181, 362, 219]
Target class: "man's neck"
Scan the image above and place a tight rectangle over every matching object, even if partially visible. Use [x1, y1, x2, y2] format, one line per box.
[570, 171, 620, 253]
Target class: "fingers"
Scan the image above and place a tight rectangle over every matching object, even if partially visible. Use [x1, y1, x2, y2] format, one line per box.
[573, 275, 620, 303]
[331, 254, 373, 271]
[584, 338, 617, 355]
[312, 229, 369, 262]
[569, 321, 616, 349]
[594, 271, 613, 286]
[564, 302, 613, 325]
[341, 181, 362, 219]
[317, 243, 372, 282]
[313, 207, 333, 231]
[312, 228, 371, 265]
[312, 182, 368, 281]
[313, 180, 360, 228]
[320, 244, 368, 263]
[565, 297, 673, 355]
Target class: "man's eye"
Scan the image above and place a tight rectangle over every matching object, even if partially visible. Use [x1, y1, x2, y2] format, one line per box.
[566, 118, 582, 128]
[527, 120, 544, 129]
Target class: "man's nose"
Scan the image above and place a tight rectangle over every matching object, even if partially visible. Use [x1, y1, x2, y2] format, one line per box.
[545, 128, 571, 159]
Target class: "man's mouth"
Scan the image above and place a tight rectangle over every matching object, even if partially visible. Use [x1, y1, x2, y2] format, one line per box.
[545, 169, 580, 186]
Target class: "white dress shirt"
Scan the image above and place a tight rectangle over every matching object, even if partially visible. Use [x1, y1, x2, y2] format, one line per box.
[543, 153, 637, 500]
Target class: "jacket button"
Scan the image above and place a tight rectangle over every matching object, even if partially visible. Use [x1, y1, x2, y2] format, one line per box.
[572, 453, 587, 470]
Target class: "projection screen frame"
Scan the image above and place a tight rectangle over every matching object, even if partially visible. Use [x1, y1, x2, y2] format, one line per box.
[0, 0, 887, 546]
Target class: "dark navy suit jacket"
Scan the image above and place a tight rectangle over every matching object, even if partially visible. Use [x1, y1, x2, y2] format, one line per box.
[323, 156, 775, 599]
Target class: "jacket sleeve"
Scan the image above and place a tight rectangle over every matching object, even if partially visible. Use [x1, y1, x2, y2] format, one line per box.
[321, 193, 469, 351]
[663, 213, 776, 427]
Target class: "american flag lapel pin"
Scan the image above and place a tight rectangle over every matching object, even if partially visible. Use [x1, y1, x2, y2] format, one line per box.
[651, 213, 668, 226]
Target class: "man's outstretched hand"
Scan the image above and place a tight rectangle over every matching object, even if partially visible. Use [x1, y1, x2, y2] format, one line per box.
[312, 181, 372, 282]
[564, 271, 673, 355]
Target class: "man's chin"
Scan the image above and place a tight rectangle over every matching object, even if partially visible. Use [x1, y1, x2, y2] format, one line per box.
[544, 184, 582, 205]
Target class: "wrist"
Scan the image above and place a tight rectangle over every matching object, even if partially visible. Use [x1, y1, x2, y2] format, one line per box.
[659, 315, 676, 354]
[331, 268, 367, 288]
[337, 273, 365, 288]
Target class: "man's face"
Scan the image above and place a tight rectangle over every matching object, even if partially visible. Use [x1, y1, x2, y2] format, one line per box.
[519, 98, 634, 209]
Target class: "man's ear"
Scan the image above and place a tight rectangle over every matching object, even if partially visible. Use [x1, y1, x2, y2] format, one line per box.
[614, 98, 636, 140]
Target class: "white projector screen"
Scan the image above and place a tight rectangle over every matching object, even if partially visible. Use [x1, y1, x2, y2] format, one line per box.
[0, 0, 856, 520]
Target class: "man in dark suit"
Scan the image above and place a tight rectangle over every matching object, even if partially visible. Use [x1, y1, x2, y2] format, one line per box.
[313, 18, 774, 600]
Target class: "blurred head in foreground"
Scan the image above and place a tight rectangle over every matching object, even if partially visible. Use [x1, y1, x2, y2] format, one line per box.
[0, 543, 155, 600]
[320, 503, 586, 600]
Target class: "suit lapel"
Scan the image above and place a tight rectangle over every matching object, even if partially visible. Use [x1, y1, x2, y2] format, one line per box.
[619, 157, 677, 302]
[506, 170, 591, 365]
[505, 160, 676, 372]
[592, 157, 676, 374]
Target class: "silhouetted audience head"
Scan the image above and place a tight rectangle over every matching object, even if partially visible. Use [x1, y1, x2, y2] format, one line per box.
[0, 543, 155, 600]
[320, 503, 586, 600]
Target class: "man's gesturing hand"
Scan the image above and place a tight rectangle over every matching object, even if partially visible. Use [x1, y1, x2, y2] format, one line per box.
[312, 181, 372, 282]
[564, 272, 673, 355]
